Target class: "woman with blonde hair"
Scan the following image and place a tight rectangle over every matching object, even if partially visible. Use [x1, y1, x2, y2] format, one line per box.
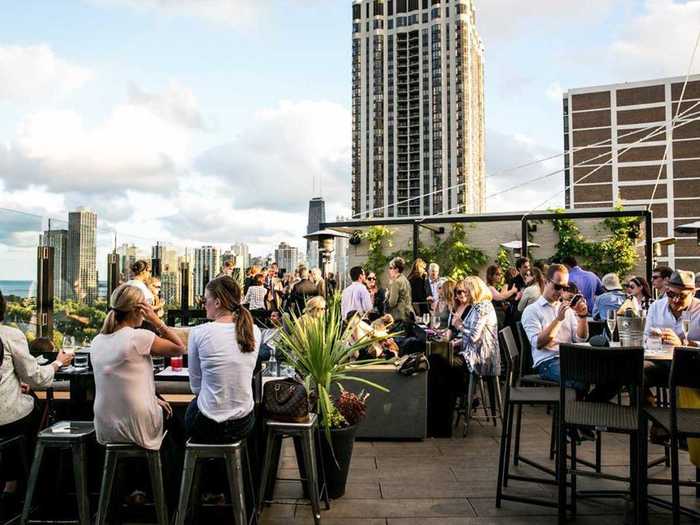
[303, 296, 327, 319]
[459, 276, 500, 377]
[90, 284, 186, 505]
[126, 260, 154, 305]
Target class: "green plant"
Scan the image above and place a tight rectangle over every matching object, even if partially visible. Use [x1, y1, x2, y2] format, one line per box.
[335, 389, 370, 428]
[549, 206, 641, 277]
[361, 226, 395, 277]
[276, 304, 389, 445]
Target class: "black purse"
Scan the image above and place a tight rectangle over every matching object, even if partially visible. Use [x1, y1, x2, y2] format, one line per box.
[396, 352, 430, 376]
[263, 377, 310, 423]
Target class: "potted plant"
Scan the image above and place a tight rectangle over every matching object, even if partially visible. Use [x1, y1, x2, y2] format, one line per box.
[276, 303, 390, 498]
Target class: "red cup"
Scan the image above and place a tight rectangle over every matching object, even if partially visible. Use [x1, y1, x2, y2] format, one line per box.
[171, 356, 183, 372]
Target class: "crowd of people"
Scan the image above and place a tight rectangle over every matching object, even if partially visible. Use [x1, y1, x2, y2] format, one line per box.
[1, 251, 700, 518]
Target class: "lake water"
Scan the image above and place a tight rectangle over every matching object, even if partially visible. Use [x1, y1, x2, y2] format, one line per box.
[0, 281, 108, 299]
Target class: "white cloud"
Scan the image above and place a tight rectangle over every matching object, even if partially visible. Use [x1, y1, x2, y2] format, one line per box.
[609, 0, 700, 78]
[485, 129, 564, 213]
[0, 44, 92, 102]
[1, 85, 198, 194]
[196, 99, 351, 213]
[474, 0, 620, 39]
[128, 82, 207, 130]
[545, 81, 564, 102]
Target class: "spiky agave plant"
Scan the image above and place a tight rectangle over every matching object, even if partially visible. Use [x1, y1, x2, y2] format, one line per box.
[275, 304, 391, 445]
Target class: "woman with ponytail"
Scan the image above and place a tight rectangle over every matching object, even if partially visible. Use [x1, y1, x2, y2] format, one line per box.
[186, 276, 260, 445]
[91, 283, 185, 446]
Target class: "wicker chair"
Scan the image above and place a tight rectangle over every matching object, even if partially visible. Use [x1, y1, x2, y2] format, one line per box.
[557, 344, 645, 525]
[642, 346, 700, 525]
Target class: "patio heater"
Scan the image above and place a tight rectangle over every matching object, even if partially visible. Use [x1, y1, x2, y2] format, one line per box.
[675, 220, 700, 246]
[107, 252, 120, 298]
[36, 245, 54, 339]
[304, 229, 350, 288]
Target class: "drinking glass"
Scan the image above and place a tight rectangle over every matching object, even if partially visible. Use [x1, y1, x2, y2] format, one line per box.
[152, 356, 165, 372]
[422, 313, 430, 325]
[431, 314, 441, 330]
[681, 312, 691, 345]
[74, 353, 89, 370]
[606, 310, 617, 340]
[170, 355, 183, 372]
[268, 346, 278, 377]
[63, 335, 75, 353]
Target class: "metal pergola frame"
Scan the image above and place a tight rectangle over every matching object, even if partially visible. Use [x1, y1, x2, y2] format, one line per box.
[321, 207, 654, 283]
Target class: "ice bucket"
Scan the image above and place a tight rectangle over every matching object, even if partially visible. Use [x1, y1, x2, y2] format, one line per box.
[618, 316, 644, 347]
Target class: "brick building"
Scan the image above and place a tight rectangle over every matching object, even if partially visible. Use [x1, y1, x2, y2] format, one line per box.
[563, 75, 700, 272]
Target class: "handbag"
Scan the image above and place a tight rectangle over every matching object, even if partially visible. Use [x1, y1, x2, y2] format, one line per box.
[263, 377, 310, 423]
[396, 352, 430, 376]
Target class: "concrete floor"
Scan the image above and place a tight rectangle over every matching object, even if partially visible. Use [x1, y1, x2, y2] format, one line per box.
[259, 405, 700, 524]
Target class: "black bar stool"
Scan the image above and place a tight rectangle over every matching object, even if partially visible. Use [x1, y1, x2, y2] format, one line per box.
[21, 421, 95, 525]
[0, 434, 29, 523]
[257, 414, 329, 525]
[454, 372, 502, 436]
[175, 439, 256, 525]
[96, 443, 168, 525]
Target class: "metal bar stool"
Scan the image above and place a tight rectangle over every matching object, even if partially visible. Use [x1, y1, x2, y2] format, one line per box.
[0, 434, 29, 524]
[257, 414, 329, 525]
[175, 438, 256, 525]
[454, 372, 502, 436]
[96, 443, 169, 525]
[21, 421, 95, 525]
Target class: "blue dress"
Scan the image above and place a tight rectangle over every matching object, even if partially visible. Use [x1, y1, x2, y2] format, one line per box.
[460, 301, 501, 377]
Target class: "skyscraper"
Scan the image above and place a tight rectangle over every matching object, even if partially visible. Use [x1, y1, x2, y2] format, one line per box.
[563, 75, 700, 272]
[67, 209, 98, 304]
[351, 0, 485, 218]
[40, 229, 68, 301]
[194, 246, 220, 297]
[230, 243, 251, 270]
[307, 197, 326, 267]
[275, 242, 301, 274]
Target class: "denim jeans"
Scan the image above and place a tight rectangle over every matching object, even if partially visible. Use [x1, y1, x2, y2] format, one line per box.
[537, 357, 618, 402]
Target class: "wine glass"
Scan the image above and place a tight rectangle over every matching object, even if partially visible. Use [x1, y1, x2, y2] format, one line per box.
[681, 312, 691, 345]
[431, 314, 441, 330]
[63, 335, 76, 354]
[606, 310, 617, 341]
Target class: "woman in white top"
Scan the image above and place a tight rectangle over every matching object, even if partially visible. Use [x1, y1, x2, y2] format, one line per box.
[186, 276, 260, 444]
[518, 268, 545, 312]
[125, 260, 155, 305]
[91, 284, 185, 506]
[243, 273, 268, 312]
[0, 291, 73, 515]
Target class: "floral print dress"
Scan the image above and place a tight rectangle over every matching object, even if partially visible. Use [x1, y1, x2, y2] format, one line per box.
[460, 300, 501, 377]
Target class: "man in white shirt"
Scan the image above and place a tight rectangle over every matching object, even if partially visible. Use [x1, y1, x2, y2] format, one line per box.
[341, 266, 373, 319]
[522, 263, 589, 386]
[425, 263, 441, 309]
[644, 270, 700, 347]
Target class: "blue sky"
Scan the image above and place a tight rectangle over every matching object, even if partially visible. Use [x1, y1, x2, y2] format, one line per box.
[0, 0, 698, 279]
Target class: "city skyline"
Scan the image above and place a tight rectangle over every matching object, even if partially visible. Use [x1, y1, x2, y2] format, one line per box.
[1, 0, 699, 279]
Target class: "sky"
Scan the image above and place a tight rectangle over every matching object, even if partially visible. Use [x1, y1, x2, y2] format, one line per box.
[0, 0, 699, 279]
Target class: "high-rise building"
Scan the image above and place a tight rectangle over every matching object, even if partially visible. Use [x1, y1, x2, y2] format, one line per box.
[275, 242, 301, 274]
[563, 75, 700, 272]
[307, 197, 326, 267]
[194, 246, 220, 297]
[351, 0, 485, 219]
[40, 229, 68, 301]
[67, 209, 98, 304]
[116, 243, 144, 281]
[230, 243, 251, 270]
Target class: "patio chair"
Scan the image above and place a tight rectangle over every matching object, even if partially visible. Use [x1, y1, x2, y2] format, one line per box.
[642, 346, 700, 524]
[557, 344, 645, 525]
[496, 326, 570, 510]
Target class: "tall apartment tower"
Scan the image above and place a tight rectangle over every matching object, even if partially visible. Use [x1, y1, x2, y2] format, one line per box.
[275, 242, 301, 273]
[67, 209, 98, 304]
[563, 75, 700, 272]
[40, 229, 68, 301]
[307, 197, 327, 267]
[230, 243, 251, 270]
[351, 0, 485, 218]
[194, 246, 220, 297]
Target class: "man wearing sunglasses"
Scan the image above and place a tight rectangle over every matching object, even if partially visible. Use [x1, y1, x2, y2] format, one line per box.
[644, 270, 700, 348]
[521, 264, 589, 387]
[651, 265, 673, 300]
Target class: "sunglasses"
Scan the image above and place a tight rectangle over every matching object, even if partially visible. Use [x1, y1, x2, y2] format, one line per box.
[666, 289, 691, 301]
[367, 277, 376, 281]
[549, 281, 568, 292]
[455, 290, 467, 295]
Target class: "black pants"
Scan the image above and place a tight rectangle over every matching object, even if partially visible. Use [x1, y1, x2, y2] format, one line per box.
[0, 401, 40, 484]
[185, 399, 255, 495]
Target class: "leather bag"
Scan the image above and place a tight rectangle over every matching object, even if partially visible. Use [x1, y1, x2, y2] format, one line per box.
[396, 352, 430, 376]
[263, 377, 310, 423]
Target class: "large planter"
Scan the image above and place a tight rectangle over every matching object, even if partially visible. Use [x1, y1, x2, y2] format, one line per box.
[319, 424, 358, 499]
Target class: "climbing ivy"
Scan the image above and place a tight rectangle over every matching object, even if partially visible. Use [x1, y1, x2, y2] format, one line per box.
[360, 225, 395, 277]
[550, 206, 641, 277]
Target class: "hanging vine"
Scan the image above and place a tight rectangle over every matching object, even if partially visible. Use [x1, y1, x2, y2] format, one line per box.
[550, 206, 641, 277]
[360, 225, 395, 277]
